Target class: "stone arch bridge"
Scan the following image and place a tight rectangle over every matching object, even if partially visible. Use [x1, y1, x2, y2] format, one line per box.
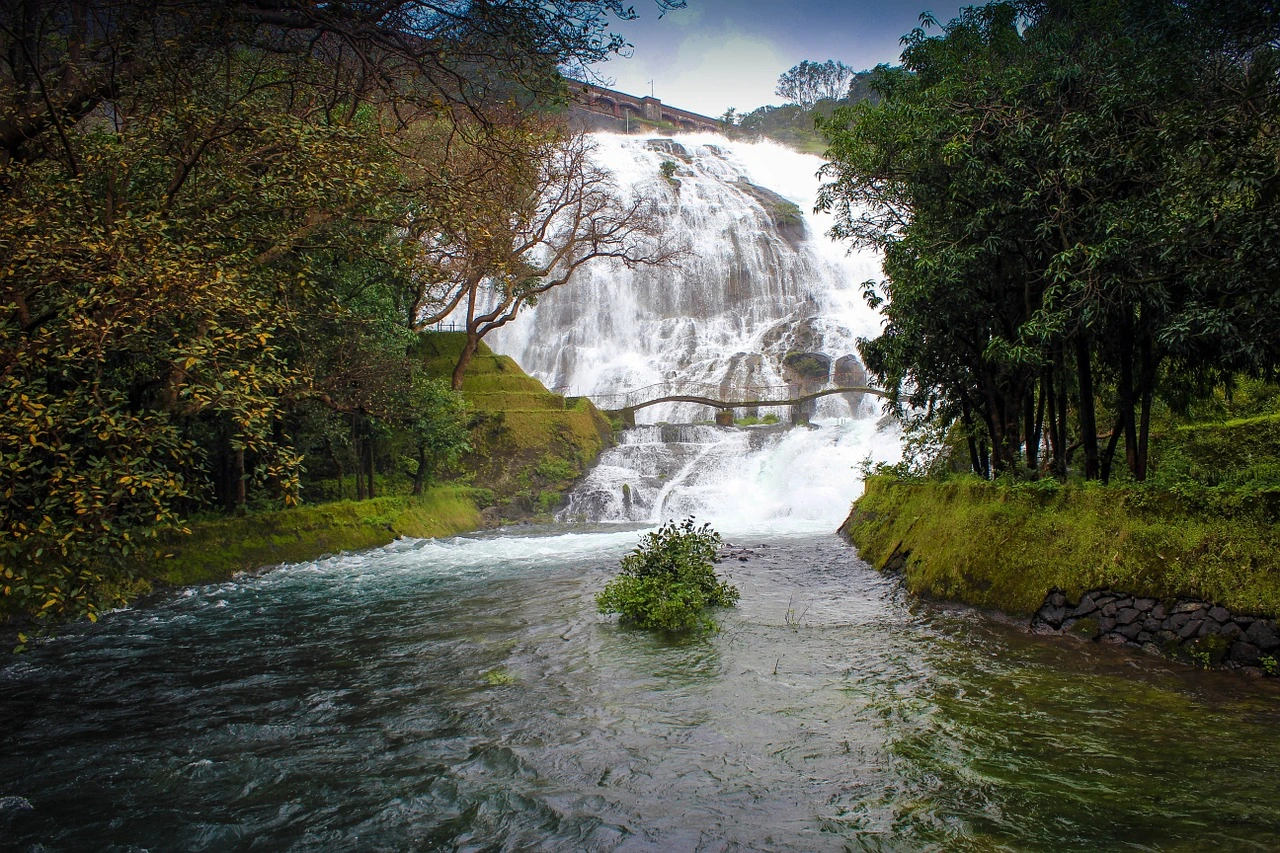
[571, 82, 720, 133]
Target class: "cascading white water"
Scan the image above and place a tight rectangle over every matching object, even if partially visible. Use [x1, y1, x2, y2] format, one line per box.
[491, 133, 900, 534]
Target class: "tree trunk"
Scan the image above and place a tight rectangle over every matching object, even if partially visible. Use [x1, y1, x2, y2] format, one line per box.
[1033, 376, 1046, 472]
[452, 331, 481, 391]
[1100, 411, 1125, 485]
[980, 375, 1013, 474]
[412, 446, 427, 496]
[1044, 366, 1066, 479]
[366, 434, 376, 499]
[354, 416, 366, 501]
[1074, 335, 1099, 479]
[233, 444, 247, 514]
[961, 397, 981, 476]
[355, 443, 366, 500]
[325, 436, 344, 501]
[1119, 333, 1139, 480]
[1137, 331, 1155, 481]
[218, 421, 233, 511]
[1055, 356, 1068, 476]
[1023, 382, 1039, 472]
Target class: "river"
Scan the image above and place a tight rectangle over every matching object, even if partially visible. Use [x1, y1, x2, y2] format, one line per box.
[4, 525, 1280, 851]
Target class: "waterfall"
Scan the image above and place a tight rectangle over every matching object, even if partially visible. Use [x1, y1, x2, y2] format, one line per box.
[490, 133, 901, 533]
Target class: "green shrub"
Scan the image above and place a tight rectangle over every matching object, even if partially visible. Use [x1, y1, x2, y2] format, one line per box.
[596, 518, 739, 633]
[535, 455, 578, 483]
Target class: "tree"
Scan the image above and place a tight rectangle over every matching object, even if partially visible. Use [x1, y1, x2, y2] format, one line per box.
[0, 0, 683, 630]
[402, 377, 471, 495]
[818, 0, 1280, 481]
[408, 127, 679, 389]
[775, 59, 859, 109]
[0, 0, 689, 172]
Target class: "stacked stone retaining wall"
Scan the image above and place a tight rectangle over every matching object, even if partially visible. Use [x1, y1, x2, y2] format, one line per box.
[1033, 589, 1280, 675]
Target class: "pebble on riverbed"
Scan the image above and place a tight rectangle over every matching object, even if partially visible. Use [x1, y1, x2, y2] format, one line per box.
[718, 544, 760, 562]
[1031, 589, 1280, 676]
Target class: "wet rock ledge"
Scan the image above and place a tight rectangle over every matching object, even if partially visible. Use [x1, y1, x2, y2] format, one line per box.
[1033, 589, 1280, 675]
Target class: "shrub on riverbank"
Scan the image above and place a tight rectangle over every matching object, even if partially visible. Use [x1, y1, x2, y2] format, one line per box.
[597, 519, 739, 633]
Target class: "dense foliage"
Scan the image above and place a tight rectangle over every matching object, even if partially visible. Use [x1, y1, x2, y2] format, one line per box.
[818, 0, 1280, 482]
[597, 518, 739, 634]
[0, 0, 676, 632]
[730, 64, 880, 152]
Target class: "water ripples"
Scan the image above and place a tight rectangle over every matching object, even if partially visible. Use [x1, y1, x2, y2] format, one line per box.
[4, 531, 1280, 851]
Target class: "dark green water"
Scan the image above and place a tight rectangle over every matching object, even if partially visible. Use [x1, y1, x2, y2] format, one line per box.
[2, 528, 1278, 851]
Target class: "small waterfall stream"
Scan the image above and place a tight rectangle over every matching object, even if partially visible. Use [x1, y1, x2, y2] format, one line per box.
[491, 133, 900, 530]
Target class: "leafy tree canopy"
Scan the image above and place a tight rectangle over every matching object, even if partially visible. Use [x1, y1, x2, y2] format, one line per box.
[818, 0, 1280, 483]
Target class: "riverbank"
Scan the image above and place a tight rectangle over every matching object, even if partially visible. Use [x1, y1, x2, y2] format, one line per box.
[841, 414, 1280, 673]
[153, 335, 613, 585]
[842, 476, 1280, 618]
[150, 487, 486, 588]
[2, 333, 613, 645]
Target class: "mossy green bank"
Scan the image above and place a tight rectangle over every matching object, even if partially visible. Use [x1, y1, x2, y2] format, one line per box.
[152, 487, 485, 587]
[843, 415, 1280, 620]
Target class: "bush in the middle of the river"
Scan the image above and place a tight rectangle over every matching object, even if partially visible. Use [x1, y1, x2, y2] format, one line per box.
[597, 518, 740, 633]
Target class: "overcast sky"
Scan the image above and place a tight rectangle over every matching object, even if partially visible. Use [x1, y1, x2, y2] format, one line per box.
[587, 0, 967, 118]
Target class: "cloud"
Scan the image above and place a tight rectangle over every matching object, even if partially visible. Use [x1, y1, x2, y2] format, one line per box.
[609, 24, 789, 118]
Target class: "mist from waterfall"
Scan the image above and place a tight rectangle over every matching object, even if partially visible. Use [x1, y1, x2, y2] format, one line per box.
[490, 132, 901, 534]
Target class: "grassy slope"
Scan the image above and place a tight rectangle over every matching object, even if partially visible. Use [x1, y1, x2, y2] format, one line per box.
[842, 415, 1280, 619]
[413, 333, 612, 518]
[155, 487, 484, 586]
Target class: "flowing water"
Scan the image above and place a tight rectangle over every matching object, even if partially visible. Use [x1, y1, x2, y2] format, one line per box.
[494, 133, 901, 525]
[5, 134, 1280, 851]
[4, 530, 1280, 851]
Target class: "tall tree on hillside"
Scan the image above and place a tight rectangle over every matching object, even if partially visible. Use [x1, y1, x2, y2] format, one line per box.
[775, 59, 859, 108]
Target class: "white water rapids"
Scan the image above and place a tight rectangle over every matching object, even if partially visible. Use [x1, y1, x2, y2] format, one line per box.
[491, 132, 901, 534]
